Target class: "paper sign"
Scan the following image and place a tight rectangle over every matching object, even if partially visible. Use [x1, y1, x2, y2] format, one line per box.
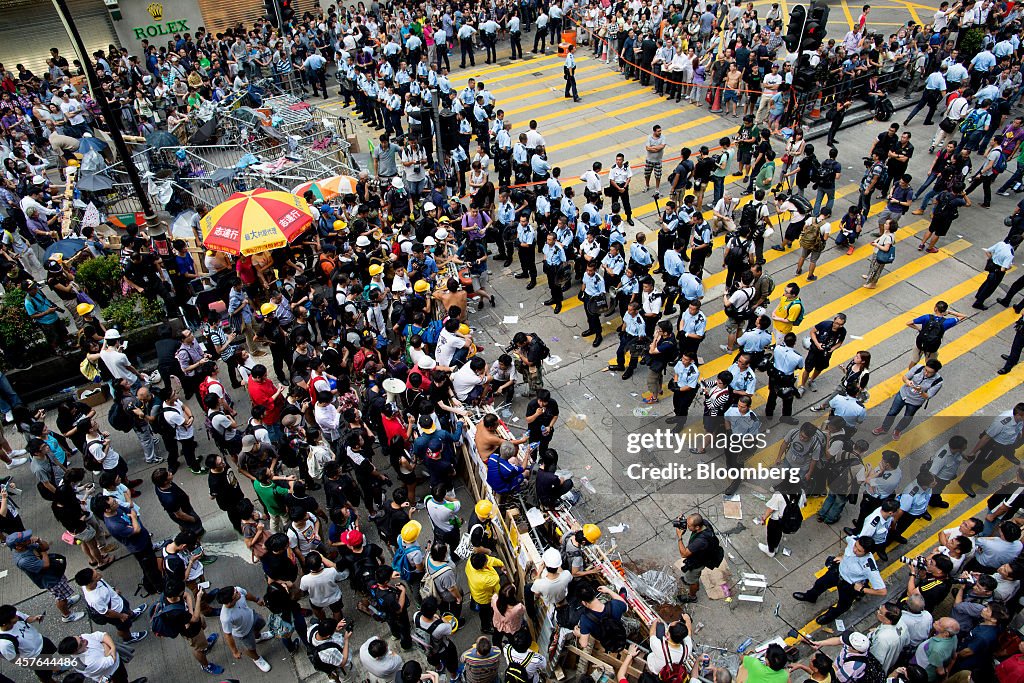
[503, 316, 520, 324]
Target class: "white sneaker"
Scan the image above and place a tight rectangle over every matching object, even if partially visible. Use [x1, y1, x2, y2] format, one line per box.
[5, 456, 29, 469]
[145, 455, 165, 464]
[256, 630, 274, 643]
[67, 594, 81, 606]
[62, 611, 85, 623]
[3, 411, 12, 423]
[758, 543, 776, 558]
[719, 344, 730, 352]
[253, 656, 271, 672]
[8, 449, 25, 457]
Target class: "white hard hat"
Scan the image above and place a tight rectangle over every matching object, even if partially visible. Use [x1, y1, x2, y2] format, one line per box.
[423, 202, 436, 211]
[542, 548, 562, 568]
[104, 329, 121, 341]
[424, 236, 436, 246]
[435, 228, 449, 240]
[355, 235, 371, 247]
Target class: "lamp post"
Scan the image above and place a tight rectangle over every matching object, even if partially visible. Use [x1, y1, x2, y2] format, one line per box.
[51, 0, 159, 231]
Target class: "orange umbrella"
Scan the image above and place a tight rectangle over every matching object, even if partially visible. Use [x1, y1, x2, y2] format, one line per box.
[200, 189, 312, 255]
[291, 175, 358, 202]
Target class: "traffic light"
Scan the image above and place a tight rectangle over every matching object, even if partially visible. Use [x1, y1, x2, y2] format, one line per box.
[279, 0, 295, 22]
[264, 0, 278, 25]
[801, 1, 830, 53]
[784, 6, 806, 53]
[793, 54, 817, 91]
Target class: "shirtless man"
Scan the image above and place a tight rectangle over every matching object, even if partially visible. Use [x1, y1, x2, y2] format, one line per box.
[433, 279, 468, 322]
[474, 413, 528, 464]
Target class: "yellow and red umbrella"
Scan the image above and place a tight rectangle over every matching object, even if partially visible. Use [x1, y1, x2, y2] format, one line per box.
[200, 189, 312, 255]
[291, 175, 358, 202]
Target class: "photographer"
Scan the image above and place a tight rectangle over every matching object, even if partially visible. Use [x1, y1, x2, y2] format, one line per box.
[675, 514, 720, 604]
[712, 191, 740, 235]
[772, 190, 811, 252]
[906, 553, 953, 612]
[951, 574, 998, 634]
[510, 332, 548, 395]
[644, 321, 678, 405]
[721, 270, 756, 354]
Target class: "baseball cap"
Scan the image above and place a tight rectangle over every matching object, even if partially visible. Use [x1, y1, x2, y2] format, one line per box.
[5, 530, 32, 547]
[241, 434, 258, 450]
[340, 529, 364, 546]
[842, 632, 870, 653]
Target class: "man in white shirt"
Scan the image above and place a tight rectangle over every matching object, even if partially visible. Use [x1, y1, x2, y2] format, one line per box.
[299, 553, 346, 622]
[99, 330, 147, 389]
[452, 357, 487, 403]
[359, 637, 403, 680]
[75, 568, 148, 644]
[867, 602, 908, 672]
[58, 631, 126, 682]
[308, 618, 350, 675]
[313, 392, 343, 445]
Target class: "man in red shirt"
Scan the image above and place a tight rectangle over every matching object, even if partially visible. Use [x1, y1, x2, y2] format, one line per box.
[997, 640, 1024, 683]
[246, 364, 285, 442]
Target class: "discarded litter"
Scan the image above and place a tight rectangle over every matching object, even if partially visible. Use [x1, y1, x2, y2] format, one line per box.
[544, 355, 562, 365]
[608, 524, 629, 534]
[632, 407, 650, 417]
[615, 404, 621, 408]
[624, 568, 677, 604]
[583, 393, 594, 400]
[511, 417, 520, 422]
[520, 303, 524, 309]
[551, 337, 559, 342]
[502, 315, 520, 324]
[782, 548, 792, 557]
[630, 392, 639, 397]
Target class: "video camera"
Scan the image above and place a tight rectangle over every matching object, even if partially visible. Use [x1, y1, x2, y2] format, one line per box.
[671, 516, 688, 530]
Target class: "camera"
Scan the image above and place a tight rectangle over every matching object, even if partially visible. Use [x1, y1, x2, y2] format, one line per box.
[652, 191, 661, 200]
[899, 555, 926, 571]
[672, 517, 688, 530]
[952, 574, 977, 586]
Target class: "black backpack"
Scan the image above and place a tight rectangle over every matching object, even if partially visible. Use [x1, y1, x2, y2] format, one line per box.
[779, 494, 803, 534]
[306, 631, 345, 674]
[505, 653, 535, 683]
[725, 234, 751, 266]
[916, 315, 946, 353]
[704, 535, 725, 569]
[107, 399, 134, 433]
[875, 98, 894, 121]
[739, 202, 759, 231]
[528, 334, 551, 361]
[788, 193, 813, 214]
[592, 608, 629, 653]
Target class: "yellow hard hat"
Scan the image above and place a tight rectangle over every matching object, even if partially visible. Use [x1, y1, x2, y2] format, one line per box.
[401, 520, 422, 543]
[474, 500, 494, 519]
[67, 159, 80, 167]
[76, 302, 94, 316]
[333, 219, 345, 231]
[458, 323, 470, 335]
[260, 302, 277, 316]
[582, 524, 601, 544]
[413, 280, 430, 293]
[368, 264, 384, 277]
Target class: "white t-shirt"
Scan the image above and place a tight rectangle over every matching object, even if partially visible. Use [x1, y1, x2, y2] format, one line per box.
[75, 632, 119, 681]
[873, 232, 895, 257]
[86, 438, 120, 471]
[60, 98, 86, 125]
[530, 569, 572, 604]
[646, 634, 693, 675]
[287, 514, 320, 555]
[163, 401, 193, 440]
[99, 348, 135, 380]
[210, 411, 237, 441]
[300, 567, 344, 607]
[435, 329, 466, 368]
[452, 364, 483, 401]
[765, 491, 806, 521]
[315, 403, 342, 441]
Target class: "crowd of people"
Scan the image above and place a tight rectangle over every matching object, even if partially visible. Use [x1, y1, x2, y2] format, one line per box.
[3, 0, 1024, 682]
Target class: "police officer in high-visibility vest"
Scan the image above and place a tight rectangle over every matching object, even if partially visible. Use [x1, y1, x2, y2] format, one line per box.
[766, 332, 805, 421]
[793, 535, 888, 625]
[887, 472, 936, 546]
[513, 214, 537, 289]
[610, 301, 647, 381]
[580, 262, 606, 347]
[542, 233, 566, 313]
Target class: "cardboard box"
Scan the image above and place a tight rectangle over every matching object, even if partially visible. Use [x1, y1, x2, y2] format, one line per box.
[77, 383, 109, 407]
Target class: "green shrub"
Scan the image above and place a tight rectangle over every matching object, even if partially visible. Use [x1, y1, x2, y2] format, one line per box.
[75, 255, 122, 307]
[102, 294, 164, 332]
[0, 288, 45, 349]
[959, 27, 985, 60]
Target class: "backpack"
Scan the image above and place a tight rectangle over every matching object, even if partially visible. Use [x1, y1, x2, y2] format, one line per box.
[874, 164, 890, 190]
[197, 376, 219, 405]
[205, 410, 229, 450]
[306, 631, 345, 673]
[994, 150, 1008, 174]
[154, 406, 179, 436]
[107, 399, 134, 433]
[411, 612, 443, 654]
[149, 597, 188, 638]
[799, 220, 825, 252]
[705, 535, 725, 569]
[420, 561, 453, 601]
[779, 494, 803, 534]
[504, 653, 535, 683]
[788, 192, 813, 215]
[738, 202, 759, 231]
[391, 541, 421, 581]
[786, 298, 805, 326]
[0, 632, 20, 653]
[725, 234, 751, 267]
[352, 553, 380, 593]
[934, 192, 960, 221]
[848, 654, 887, 683]
[916, 315, 946, 353]
[657, 637, 691, 683]
[875, 98, 894, 122]
[960, 108, 986, 133]
[422, 319, 445, 346]
[592, 607, 629, 653]
[528, 334, 551, 360]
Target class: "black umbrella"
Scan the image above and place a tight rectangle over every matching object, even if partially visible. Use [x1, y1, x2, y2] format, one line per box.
[209, 167, 238, 184]
[145, 130, 181, 149]
[189, 118, 218, 145]
[76, 173, 114, 192]
[44, 238, 88, 260]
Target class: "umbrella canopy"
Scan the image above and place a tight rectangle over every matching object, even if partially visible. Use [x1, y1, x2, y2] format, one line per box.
[44, 238, 88, 260]
[76, 173, 114, 192]
[200, 188, 312, 256]
[77, 136, 108, 154]
[291, 175, 358, 202]
[145, 130, 181, 149]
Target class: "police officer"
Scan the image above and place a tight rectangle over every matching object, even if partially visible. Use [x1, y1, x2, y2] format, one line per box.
[513, 133, 530, 184]
[677, 271, 704, 306]
[677, 300, 707, 358]
[601, 242, 625, 291]
[495, 122, 513, 187]
[793, 535, 887, 625]
[457, 22, 477, 68]
[996, 314, 1024, 375]
[726, 353, 757, 404]
[495, 191, 516, 266]
[960, 403, 1024, 496]
[735, 315, 773, 372]
[581, 262, 606, 347]
[849, 451, 903, 532]
[533, 8, 549, 53]
[513, 215, 537, 288]
[531, 146, 551, 183]
[480, 16, 499, 64]
[542, 233, 566, 313]
[660, 242, 688, 316]
[655, 201, 679, 274]
[689, 216, 713, 276]
[576, 230, 602, 282]
[671, 351, 700, 417]
[564, 44, 580, 102]
[613, 266, 640, 318]
[887, 473, 936, 546]
[829, 385, 867, 432]
[766, 332, 804, 421]
[629, 233, 654, 276]
[851, 499, 898, 560]
[611, 301, 647, 380]
[508, 12, 523, 60]
[639, 276, 664, 338]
